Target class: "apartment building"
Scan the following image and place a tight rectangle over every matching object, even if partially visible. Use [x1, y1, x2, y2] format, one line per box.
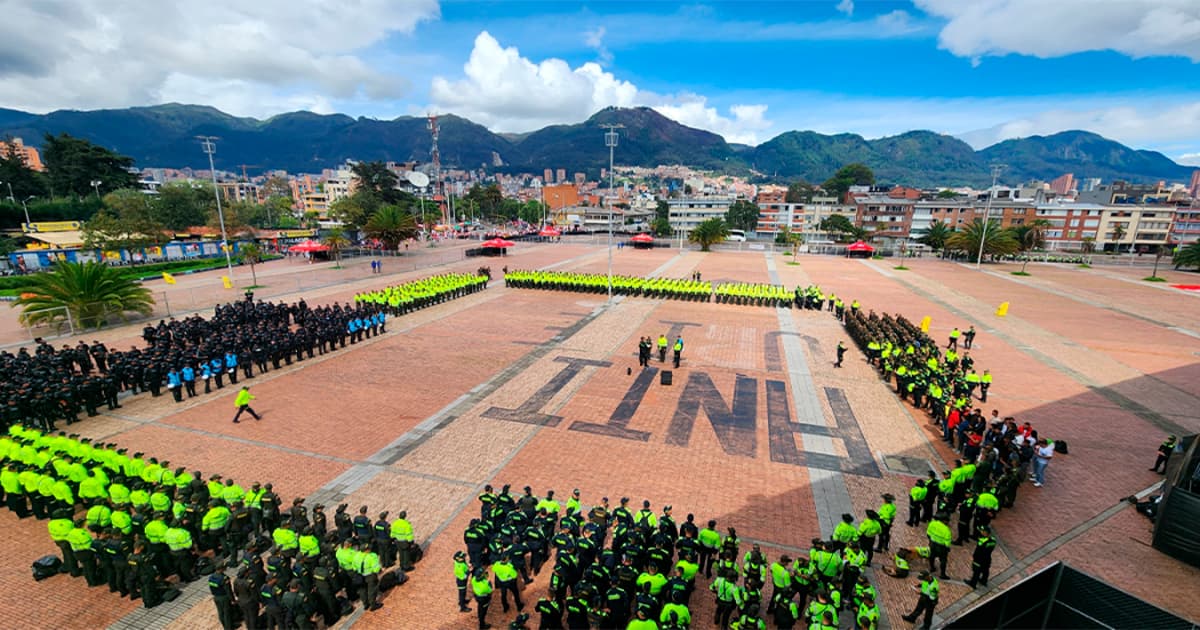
[1097, 206, 1174, 252]
[667, 196, 735, 233]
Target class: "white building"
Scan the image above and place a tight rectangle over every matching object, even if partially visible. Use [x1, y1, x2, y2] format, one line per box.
[667, 196, 736, 233]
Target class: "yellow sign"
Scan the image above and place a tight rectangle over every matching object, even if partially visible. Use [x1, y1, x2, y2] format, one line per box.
[996, 301, 1010, 317]
[222, 276, 233, 289]
[279, 229, 316, 238]
[920, 316, 931, 333]
[22, 221, 82, 233]
[162, 272, 177, 285]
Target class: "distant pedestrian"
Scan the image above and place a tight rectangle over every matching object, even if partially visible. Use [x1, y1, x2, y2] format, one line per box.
[672, 337, 684, 369]
[1149, 435, 1176, 474]
[835, 341, 847, 368]
[1032, 438, 1053, 487]
[232, 386, 261, 423]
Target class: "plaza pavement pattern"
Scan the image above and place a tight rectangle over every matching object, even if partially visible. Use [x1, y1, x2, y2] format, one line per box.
[0, 242, 1198, 629]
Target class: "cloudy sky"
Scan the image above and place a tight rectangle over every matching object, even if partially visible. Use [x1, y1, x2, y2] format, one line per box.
[2, 0, 1199, 164]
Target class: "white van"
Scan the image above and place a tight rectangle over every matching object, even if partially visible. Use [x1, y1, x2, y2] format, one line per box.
[727, 229, 747, 242]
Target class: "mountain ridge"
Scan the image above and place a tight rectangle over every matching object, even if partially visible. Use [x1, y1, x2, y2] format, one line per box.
[0, 104, 1192, 187]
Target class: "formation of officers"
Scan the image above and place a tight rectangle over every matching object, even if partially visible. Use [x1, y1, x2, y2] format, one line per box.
[1, 424, 420, 628]
[353, 271, 490, 315]
[0, 294, 390, 430]
[457, 485, 884, 630]
[505, 271, 713, 301]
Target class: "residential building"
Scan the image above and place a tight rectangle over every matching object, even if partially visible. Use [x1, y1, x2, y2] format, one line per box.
[1029, 202, 1104, 250]
[1170, 205, 1200, 245]
[574, 172, 586, 186]
[667, 196, 735, 233]
[556, 168, 567, 184]
[755, 199, 802, 235]
[0, 137, 44, 171]
[1078, 180, 1170, 205]
[301, 192, 330, 217]
[1049, 173, 1076, 195]
[755, 189, 786, 205]
[543, 184, 579, 210]
[543, 169, 553, 186]
[1098, 205, 1175, 252]
[911, 200, 975, 237]
[218, 181, 261, 204]
[799, 202, 857, 244]
[1189, 170, 1200, 199]
[852, 194, 916, 243]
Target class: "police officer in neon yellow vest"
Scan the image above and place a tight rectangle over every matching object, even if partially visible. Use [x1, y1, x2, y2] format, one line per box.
[232, 386, 260, 423]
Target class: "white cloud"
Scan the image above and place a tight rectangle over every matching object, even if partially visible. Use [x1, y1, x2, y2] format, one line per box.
[916, 0, 1200, 62]
[1177, 153, 1200, 166]
[836, 0, 855, 16]
[430, 32, 773, 143]
[956, 100, 1200, 152]
[0, 0, 439, 116]
[583, 26, 613, 64]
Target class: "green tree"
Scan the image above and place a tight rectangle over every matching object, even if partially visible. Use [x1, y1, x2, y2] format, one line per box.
[689, 217, 729, 252]
[41, 133, 138, 198]
[1110, 223, 1127, 250]
[13, 261, 154, 330]
[0, 138, 48, 199]
[944, 218, 1020, 260]
[322, 227, 350, 268]
[262, 175, 292, 199]
[154, 182, 211, 230]
[655, 200, 670, 223]
[1173, 241, 1200, 270]
[518, 200, 544, 225]
[328, 191, 380, 228]
[651, 216, 673, 237]
[364, 205, 418, 250]
[776, 226, 803, 262]
[1080, 236, 1096, 254]
[239, 242, 264, 286]
[821, 163, 874, 198]
[83, 190, 166, 251]
[785, 181, 816, 203]
[818, 214, 856, 242]
[725, 200, 760, 232]
[465, 184, 503, 216]
[936, 189, 959, 199]
[917, 220, 953, 250]
[350, 161, 401, 202]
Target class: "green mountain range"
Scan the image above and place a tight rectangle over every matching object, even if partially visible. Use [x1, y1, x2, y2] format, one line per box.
[0, 104, 1192, 187]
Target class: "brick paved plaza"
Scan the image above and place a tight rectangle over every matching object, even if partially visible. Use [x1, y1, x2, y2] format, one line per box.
[2, 241, 1199, 629]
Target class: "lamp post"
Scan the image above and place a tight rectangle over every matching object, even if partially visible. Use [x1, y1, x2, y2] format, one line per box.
[2, 181, 14, 203]
[197, 136, 235, 280]
[21, 196, 35, 225]
[602, 124, 623, 301]
[90, 180, 102, 199]
[976, 164, 1005, 268]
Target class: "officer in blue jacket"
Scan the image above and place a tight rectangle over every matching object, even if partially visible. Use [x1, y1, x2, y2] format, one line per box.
[224, 351, 239, 385]
[211, 357, 225, 389]
[201, 362, 214, 394]
[181, 364, 197, 398]
[167, 368, 183, 403]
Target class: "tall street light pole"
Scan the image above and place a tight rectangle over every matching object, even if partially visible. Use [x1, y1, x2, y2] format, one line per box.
[22, 196, 35, 225]
[198, 136, 235, 280]
[976, 163, 1006, 268]
[602, 123, 623, 302]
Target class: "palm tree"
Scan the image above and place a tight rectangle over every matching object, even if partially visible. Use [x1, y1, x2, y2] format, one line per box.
[1013, 218, 1053, 273]
[240, 242, 264, 286]
[917, 220, 952, 251]
[1173, 241, 1200, 270]
[14, 261, 154, 330]
[322, 227, 350, 268]
[688, 217, 730, 252]
[1110, 223, 1127, 251]
[1080, 236, 1096, 254]
[364, 205, 418, 251]
[944, 218, 1020, 261]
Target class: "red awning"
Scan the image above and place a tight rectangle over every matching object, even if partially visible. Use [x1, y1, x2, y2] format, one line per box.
[631, 233, 654, 243]
[289, 240, 329, 252]
[539, 226, 561, 237]
[847, 240, 874, 252]
[481, 238, 516, 248]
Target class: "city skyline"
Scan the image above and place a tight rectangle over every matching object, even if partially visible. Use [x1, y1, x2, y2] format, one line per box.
[1, 1, 1198, 164]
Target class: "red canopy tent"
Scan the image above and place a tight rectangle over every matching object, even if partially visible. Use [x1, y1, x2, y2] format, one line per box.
[630, 233, 655, 249]
[481, 238, 515, 248]
[846, 240, 874, 258]
[289, 240, 329, 253]
[539, 226, 561, 237]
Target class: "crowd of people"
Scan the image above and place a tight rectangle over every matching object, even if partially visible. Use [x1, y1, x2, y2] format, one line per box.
[1, 424, 420, 628]
[837, 303, 1059, 628]
[1, 271, 494, 433]
[0, 296, 387, 431]
[353, 272, 490, 315]
[455, 485, 889, 630]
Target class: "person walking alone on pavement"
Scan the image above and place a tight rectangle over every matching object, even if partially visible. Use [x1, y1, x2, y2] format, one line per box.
[835, 341, 847, 368]
[232, 386, 261, 423]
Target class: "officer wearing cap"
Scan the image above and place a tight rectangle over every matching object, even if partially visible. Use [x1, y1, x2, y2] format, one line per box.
[454, 550, 472, 612]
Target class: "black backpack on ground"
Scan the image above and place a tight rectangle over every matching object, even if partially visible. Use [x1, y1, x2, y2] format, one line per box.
[32, 555, 62, 581]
